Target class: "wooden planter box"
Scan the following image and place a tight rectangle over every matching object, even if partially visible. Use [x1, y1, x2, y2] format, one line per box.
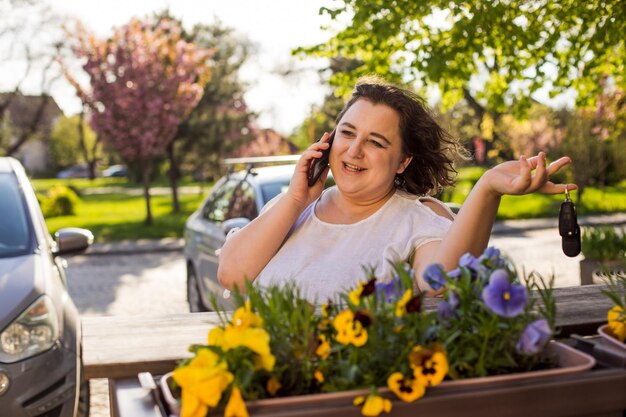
[158, 342, 595, 417]
[579, 259, 625, 285]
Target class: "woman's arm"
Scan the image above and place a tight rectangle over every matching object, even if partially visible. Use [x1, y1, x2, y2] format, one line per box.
[413, 152, 575, 291]
[217, 134, 332, 291]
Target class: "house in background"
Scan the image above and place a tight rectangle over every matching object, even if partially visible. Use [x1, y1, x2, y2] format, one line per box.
[228, 127, 299, 158]
[0, 93, 62, 174]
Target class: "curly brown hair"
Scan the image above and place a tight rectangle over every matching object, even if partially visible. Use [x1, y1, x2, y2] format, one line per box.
[335, 76, 465, 195]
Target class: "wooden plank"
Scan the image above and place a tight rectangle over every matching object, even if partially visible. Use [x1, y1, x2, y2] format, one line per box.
[82, 285, 615, 380]
[82, 313, 222, 379]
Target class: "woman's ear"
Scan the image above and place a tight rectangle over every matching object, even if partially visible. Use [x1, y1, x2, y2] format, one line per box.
[396, 155, 413, 174]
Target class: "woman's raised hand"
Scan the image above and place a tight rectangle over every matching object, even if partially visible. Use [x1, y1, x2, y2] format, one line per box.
[285, 132, 332, 210]
[481, 152, 576, 197]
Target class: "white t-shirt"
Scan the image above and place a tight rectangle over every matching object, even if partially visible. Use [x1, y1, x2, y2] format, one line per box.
[253, 189, 454, 303]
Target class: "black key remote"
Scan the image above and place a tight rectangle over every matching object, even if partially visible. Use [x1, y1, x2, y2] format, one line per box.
[559, 196, 581, 257]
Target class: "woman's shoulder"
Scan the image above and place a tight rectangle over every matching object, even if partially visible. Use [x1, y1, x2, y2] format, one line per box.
[394, 191, 455, 221]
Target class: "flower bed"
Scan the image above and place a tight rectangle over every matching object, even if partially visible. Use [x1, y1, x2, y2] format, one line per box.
[170, 248, 590, 417]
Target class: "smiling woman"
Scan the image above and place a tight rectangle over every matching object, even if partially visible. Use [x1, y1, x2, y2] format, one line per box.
[217, 75, 577, 303]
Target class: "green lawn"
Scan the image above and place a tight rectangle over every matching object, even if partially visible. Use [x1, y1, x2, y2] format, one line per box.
[42, 192, 206, 242]
[32, 172, 626, 243]
[32, 178, 207, 242]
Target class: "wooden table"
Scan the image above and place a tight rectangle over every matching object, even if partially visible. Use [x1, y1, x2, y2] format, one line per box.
[84, 283, 626, 417]
[82, 284, 615, 380]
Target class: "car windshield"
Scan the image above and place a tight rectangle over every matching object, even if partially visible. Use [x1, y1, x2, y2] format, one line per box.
[0, 173, 31, 257]
[260, 181, 290, 204]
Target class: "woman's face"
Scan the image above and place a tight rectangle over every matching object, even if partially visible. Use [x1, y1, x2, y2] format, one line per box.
[329, 99, 412, 201]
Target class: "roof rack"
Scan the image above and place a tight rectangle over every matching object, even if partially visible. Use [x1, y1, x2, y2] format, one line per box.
[223, 155, 300, 166]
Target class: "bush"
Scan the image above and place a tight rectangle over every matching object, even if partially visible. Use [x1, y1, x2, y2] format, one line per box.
[581, 226, 626, 261]
[41, 186, 80, 217]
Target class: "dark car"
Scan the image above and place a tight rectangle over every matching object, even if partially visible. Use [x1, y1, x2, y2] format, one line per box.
[56, 164, 90, 179]
[184, 156, 334, 311]
[0, 157, 93, 417]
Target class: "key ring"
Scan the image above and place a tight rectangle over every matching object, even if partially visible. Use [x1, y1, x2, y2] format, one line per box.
[564, 185, 571, 201]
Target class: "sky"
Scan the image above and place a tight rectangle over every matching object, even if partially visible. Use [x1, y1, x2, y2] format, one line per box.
[29, 0, 338, 135]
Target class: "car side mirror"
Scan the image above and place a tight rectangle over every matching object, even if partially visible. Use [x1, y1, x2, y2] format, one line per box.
[222, 217, 250, 235]
[54, 228, 94, 256]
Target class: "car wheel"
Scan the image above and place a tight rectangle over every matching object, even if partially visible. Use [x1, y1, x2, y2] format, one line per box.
[187, 266, 208, 313]
[76, 361, 90, 417]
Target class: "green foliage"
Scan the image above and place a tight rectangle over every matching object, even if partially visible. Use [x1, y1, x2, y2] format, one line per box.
[298, 0, 625, 162]
[289, 92, 344, 150]
[581, 226, 626, 261]
[435, 253, 556, 379]
[172, 17, 256, 180]
[301, 0, 625, 112]
[41, 185, 80, 217]
[49, 115, 99, 169]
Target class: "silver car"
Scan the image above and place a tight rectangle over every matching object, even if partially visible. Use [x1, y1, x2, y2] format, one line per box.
[185, 153, 340, 311]
[184, 161, 303, 311]
[0, 157, 93, 417]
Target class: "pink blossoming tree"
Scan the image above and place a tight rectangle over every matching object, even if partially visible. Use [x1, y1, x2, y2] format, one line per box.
[66, 18, 211, 224]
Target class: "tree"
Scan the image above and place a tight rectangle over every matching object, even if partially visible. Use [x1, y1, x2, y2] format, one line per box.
[65, 17, 211, 224]
[49, 113, 99, 173]
[166, 17, 256, 210]
[0, 0, 66, 157]
[290, 57, 366, 150]
[299, 0, 625, 160]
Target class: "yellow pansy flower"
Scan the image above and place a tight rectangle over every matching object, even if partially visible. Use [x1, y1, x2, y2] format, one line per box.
[253, 352, 276, 371]
[387, 372, 425, 402]
[172, 349, 234, 416]
[408, 344, 448, 387]
[348, 278, 377, 306]
[314, 369, 324, 383]
[225, 386, 249, 417]
[395, 289, 412, 318]
[315, 334, 331, 359]
[353, 393, 392, 416]
[333, 310, 368, 347]
[232, 300, 263, 329]
[608, 305, 626, 342]
[213, 325, 272, 356]
[208, 326, 225, 347]
[179, 389, 207, 417]
[349, 281, 365, 306]
[266, 377, 281, 396]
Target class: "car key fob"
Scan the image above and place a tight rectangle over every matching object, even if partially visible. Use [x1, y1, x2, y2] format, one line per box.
[559, 189, 581, 257]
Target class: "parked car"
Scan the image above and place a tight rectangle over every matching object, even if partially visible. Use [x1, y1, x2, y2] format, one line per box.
[0, 157, 93, 417]
[184, 157, 333, 312]
[56, 164, 90, 179]
[102, 164, 128, 178]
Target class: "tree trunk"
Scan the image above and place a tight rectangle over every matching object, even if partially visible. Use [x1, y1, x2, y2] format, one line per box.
[141, 160, 153, 225]
[77, 110, 97, 180]
[167, 142, 180, 213]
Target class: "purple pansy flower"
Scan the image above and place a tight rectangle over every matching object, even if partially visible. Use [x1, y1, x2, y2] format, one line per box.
[478, 246, 507, 270]
[376, 278, 402, 303]
[447, 268, 462, 279]
[459, 252, 482, 271]
[424, 263, 447, 290]
[517, 319, 552, 354]
[437, 290, 460, 319]
[481, 269, 527, 317]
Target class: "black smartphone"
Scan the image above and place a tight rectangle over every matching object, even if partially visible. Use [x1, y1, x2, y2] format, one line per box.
[307, 130, 335, 187]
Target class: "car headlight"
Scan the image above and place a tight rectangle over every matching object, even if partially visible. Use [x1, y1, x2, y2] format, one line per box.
[0, 296, 59, 363]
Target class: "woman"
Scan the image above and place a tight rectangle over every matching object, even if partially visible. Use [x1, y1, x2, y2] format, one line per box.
[218, 76, 574, 302]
